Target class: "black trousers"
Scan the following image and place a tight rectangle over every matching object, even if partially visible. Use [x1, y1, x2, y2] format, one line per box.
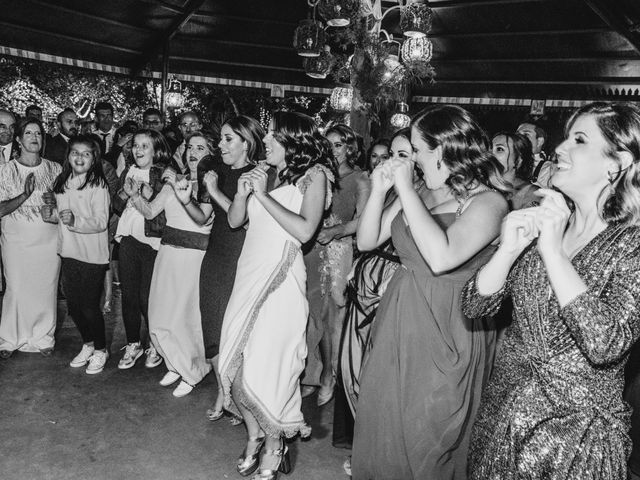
[118, 236, 158, 344]
[61, 257, 108, 350]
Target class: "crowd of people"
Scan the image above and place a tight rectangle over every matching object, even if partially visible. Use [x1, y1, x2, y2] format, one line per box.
[0, 98, 639, 480]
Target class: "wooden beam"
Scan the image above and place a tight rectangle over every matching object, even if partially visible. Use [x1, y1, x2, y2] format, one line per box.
[583, 0, 640, 55]
[170, 55, 304, 72]
[436, 77, 640, 85]
[134, 0, 207, 72]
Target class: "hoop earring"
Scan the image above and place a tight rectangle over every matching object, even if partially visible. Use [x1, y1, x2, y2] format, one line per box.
[437, 159, 442, 170]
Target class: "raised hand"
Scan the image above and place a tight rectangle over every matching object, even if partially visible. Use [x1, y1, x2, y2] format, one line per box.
[172, 178, 193, 205]
[370, 161, 394, 194]
[534, 189, 571, 260]
[23, 172, 36, 198]
[203, 170, 219, 196]
[237, 172, 253, 198]
[42, 191, 56, 206]
[248, 167, 268, 196]
[40, 204, 55, 222]
[162, 168, 178, 186]
[140, 182, 153, 200]
[388, 158, 414, 193]
[59, 209, 75, 227]
[497, 207, 540, 258]
[123, 177, 139, 197]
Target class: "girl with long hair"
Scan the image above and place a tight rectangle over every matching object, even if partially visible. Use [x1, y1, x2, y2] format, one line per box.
[463, 101, 640, 479]
[43, 135, 110, 373]
[352, 105, 509, 479]
[492, 131, 538, 209]
[218, 111, 337, 479]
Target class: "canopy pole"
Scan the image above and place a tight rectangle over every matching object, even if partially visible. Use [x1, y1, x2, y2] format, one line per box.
[161, 40, 169, 117]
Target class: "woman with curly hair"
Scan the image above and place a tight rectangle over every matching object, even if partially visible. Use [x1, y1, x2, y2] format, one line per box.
[492, 131, 539, 209]
[463, 102, 640, 479]
[352, 105, 510, 479]
[218, 111, 337, 479]
[302, 123, 371, 406]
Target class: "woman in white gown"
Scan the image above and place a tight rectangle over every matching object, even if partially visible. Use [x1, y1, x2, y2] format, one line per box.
[219, 112, 336, 479]
[0, 118, 61, 357]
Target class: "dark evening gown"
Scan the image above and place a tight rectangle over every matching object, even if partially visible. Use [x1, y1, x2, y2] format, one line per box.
[200, 163, 254, 359]
[351, 212, 498, 480]
[462, 223, 640, 480]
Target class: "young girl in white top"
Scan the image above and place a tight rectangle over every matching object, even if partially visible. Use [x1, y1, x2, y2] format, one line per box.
[41, 134, 111, 373]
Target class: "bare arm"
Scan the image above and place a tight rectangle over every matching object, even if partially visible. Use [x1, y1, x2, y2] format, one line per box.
[0, 173, 35, 218]
[130, 183, 171, 220]
[227, 173, 252, 228]
[171, 179, 214, 225]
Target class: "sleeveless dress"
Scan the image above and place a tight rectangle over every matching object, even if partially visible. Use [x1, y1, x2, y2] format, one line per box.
[199, 163, 254, 359]
[352, 211, 497, 480]
[148, 190, 212, 386]
[218, 165, 333, 437]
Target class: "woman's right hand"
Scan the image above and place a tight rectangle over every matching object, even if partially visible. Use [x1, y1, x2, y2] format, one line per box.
[23, 172, 35, 198]
[497, 207, 540, 258]
[172, 178, 193, 205]
[123, 177, 139, 197]
[204, 171, 219, 195]
[237, 173, 253, 198]
[370, 161, 394, 194]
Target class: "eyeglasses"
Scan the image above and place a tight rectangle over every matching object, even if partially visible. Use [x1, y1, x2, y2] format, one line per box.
[69, 150, 93, 160]
[180, 122, 199, 129]
[0, 123, 15, 131]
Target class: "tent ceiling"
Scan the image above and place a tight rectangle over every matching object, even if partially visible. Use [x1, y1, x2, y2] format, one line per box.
[1, 0, 640, 98]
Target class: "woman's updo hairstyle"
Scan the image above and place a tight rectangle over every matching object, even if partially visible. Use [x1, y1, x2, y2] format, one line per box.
[326, 123, 360, 167]
[271, 111, 338, 185]
[223, 115, 265, 163]
[568, 102, 640, 226]
[411, 104, 510, 197]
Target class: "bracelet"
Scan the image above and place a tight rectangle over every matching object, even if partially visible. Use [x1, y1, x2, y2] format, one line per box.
[183, 197, 194, 206]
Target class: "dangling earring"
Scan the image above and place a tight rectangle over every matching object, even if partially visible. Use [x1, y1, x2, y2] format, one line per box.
[607, 170, 615, 184]
[437, 159, 442, 170]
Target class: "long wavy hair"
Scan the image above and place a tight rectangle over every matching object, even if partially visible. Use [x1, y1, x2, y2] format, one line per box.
[492, 131, 535, 182]
[411, 105, 511, 197]
[133, 129, 172, 167]
[567, 102, 640, 226]
[366, 137, 390, 172]
[271, 111, 338, 186]
[52, 135, 107, 194]
[326, 123, 360, 168]
[223, 115, 265, 163]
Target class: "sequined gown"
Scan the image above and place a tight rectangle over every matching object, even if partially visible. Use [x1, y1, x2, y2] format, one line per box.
[461, 222, 640, 480]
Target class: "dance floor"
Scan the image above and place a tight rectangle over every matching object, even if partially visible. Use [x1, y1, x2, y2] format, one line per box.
[0, 287, 347, 480]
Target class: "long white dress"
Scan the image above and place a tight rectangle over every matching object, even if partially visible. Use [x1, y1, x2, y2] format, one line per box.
[148, 189, 212, 386]
[219, 165, 332, 438]
[0, 159, 62, 352]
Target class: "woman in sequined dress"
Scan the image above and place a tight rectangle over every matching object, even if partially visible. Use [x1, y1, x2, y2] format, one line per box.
[352, 105, 510, 480]
[462, 101, 640, 479]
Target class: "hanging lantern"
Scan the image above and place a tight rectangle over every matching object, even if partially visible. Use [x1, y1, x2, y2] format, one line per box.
[390, 102, 411, 129]
[304, 45, 333, 79]
[400, 1, 433, 38]
[401, 36, 433, 64]
[330, 86, 353, 112]
[382, 53, 403, 83]
[318, 0, 359, 27]
[293, 19, 325, 57]
[165, 77, 185, 109]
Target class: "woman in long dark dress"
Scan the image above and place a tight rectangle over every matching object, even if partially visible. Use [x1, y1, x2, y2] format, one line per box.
[462, 102, 640, 479]
[176, 117, 265, 419]
[352, 105, 509, 480]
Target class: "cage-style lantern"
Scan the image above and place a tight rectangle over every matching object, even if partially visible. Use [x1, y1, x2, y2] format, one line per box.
[330, 86, 353, 112]
[293, 19, 325, 57]
[303, 45, 333, 79]
[165, 77, 185, 109]
[400, 1, 433, 38]
[318, 0, 359, 27]
[382, 53, 403, 82]
[401, 36, 433, 63]
[390, 102, 411, 129]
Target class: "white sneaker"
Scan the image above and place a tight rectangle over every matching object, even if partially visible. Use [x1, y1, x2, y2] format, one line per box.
[144, 346, 163, 368]
[69, 344, 95, 368]
[86, 350, 109, 375]
[159, 371, 181, 387]
[117, 342, 143, 369]
[172, 380, 194, 398]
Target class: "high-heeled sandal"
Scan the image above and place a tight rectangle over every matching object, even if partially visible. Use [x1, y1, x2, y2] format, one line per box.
[237, 436, 266, 477]
[251, 438, 291, 480]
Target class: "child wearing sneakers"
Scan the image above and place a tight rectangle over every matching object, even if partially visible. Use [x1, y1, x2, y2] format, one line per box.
[112, 129, 171, 370]
[41, 135, 110, 374]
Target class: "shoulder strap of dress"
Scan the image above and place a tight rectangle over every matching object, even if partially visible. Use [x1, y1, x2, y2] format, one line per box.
[456, 188, 496, 217]
[297, 164, 335, 210]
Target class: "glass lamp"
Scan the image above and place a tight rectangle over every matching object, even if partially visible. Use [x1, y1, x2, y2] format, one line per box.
[400, 1, 433, 38]
[401, 36, 433, 63]
[318, 0, 359, 27]
[165, 77, 185, 109]
[330, 86, 353, 112]
[293, 19, 325, 57]
[390, 102, 411, 129]
[304, 46, 333, 79]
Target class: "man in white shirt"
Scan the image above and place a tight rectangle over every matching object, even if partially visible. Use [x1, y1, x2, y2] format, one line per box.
[516, 121, 551, 188]
[0, 110, 16, 165]
[92, 101, 117, 155]
[172, 111, 202, 173]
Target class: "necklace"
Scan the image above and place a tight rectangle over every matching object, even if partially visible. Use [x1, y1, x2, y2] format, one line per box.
[455, 187, 495, 217]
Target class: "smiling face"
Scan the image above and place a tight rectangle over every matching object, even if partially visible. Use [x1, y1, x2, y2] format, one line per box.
[263, 120, 286, 170]
[552, 114, 613, 197]
[327, 131, 348, 165]
[187, 135, 211, 170]
[390, 136, 412, 163]
[131, 133, 154, 169]
[218, 124, 248, 168]
[68, 142, 95, 176]
[18, 122, 43, 155]
[411, 126, 449, 190]
[369, 144, 390, 169]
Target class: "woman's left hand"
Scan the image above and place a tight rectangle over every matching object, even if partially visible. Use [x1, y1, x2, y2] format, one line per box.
[248, 167, 269, 196]
[388, 159, 414, 193]
[140, 182, 153, 200]
[534, 189, 571, 259]
[59, 209, 75, 227]
[317, 225, 342, 244]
